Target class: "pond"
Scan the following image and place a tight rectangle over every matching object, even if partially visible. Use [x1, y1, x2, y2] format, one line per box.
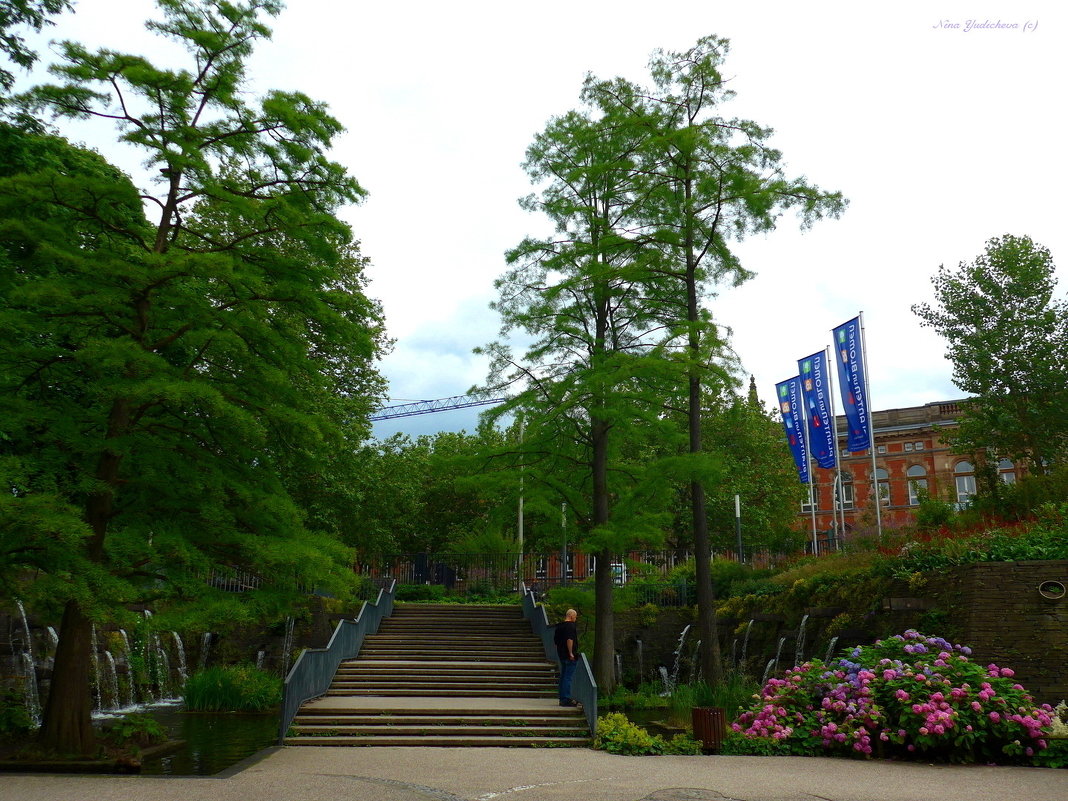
[100, 704, 279, 776]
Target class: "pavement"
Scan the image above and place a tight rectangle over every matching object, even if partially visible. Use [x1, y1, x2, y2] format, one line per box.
[2, 745, 1067, 801]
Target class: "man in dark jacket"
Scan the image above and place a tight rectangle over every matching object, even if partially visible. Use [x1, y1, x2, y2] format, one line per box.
[553, 608, 579, 707]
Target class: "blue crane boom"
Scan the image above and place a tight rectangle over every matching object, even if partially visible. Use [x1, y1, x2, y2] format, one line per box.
[370, 394, 506, 421]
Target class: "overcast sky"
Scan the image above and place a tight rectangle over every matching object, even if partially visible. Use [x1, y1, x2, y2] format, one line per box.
[22, 0, 1067, 439]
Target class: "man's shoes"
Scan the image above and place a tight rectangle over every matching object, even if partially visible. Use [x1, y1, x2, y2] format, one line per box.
[560, 699, 580, 707]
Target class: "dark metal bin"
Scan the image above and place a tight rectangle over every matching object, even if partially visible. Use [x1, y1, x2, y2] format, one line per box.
[692, 706, 726, 752]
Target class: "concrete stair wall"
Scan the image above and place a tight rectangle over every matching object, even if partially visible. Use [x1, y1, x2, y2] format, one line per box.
[285, 603, 587, 747]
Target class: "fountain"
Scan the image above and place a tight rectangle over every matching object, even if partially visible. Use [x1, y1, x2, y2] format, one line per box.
[281, 616, 295, 676]
[199, 632, 213, 671]
[172, 632, 188, 687]
[117, 629, 136, 707]
[795, 614, 810, 664]
[669, 624, 690, 691]
[15, 599, 33, 659]
[21, 652, 41, 727]
[658, 665, 672, 695]
[102, 651, 120, 711]
[635, 638, 643, 684]
[46, 626, 59, 651]
[825, 636, 840, 663]
[687, 639, 701, 685]
[773, 636, 786, 673]
[740, 619, 754, 666]
[760, 658, 776, 685]
[91, 624, 102, 712]
[614, 653, 622, 684]
[256, 650, 266, 670]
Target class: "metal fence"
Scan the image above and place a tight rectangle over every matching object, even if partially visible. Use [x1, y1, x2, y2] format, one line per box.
[521, 582, 597, 732]
[359, 548, 798, 601]
[277, 580, 396, 742]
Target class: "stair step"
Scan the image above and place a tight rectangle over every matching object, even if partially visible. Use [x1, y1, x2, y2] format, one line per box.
[293, 715, 584, 726]
[323, 688, 555, 697]
[284, 735, 589, 747]
[291, 724, 584, 736]
[298, 707, 584, 719]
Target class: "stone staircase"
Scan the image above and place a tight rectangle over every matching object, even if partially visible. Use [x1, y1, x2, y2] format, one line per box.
[285, 603, 589, 747]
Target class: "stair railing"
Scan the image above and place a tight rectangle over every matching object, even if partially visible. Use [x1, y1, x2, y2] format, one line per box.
[278, 580, 396, 743]
[520, 582, 597, 733]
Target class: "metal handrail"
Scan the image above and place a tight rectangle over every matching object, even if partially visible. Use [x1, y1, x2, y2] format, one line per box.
[277, 580, 396, 742]
[520, 582, 597, 733]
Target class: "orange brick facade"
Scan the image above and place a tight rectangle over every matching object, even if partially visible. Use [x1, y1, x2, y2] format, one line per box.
[798, 399, 1021, 539]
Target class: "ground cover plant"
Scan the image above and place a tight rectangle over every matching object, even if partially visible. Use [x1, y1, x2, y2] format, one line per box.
[727, 630, 1057, 765]
[594, 712, 701, 755]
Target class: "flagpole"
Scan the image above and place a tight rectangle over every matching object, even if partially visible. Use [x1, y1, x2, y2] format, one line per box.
[859, 312, 882, 538]
[808, 464, 818, 554]
[825, 345, 845, 547]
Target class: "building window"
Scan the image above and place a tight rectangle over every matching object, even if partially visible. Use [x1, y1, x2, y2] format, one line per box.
[904, 442, 914, 452]
[914, 441, 924, 451]
[907, 465, 928, 506]
[801, 484, 818, 512]
[836, 473, 854, 510]
[954, 461, 976, 507]
[876, 444, 887, 455]
[875, 467, 891, 506]
[998, 458, 1016, 485]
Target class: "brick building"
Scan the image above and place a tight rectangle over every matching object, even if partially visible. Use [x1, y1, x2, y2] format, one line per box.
[799, 398, 1022, 538]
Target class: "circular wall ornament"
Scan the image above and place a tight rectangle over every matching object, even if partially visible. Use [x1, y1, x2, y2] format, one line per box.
[1038, 580, 1066, 600]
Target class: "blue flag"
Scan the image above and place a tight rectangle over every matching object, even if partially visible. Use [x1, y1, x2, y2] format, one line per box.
[832, 317, 871, 452]
[798, 351, 837, 469]
[775, 377, 809, 484]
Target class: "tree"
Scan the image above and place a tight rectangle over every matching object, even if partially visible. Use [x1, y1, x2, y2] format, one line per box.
[913, 234, 1068, 472]
[2, 0, 385, 753]
[481, 107, 677, 692]
[0, 0, 71, 93]
[585, 36, 845, 682]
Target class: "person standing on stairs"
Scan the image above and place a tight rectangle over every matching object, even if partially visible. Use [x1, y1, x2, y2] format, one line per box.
[554, 608, 580, 707]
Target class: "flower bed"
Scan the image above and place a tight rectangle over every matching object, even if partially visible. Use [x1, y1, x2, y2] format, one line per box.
[728, 630, 1056, 764]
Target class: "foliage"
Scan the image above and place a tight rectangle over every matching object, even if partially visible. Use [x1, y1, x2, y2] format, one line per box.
[876, 520, 1068, 580]
[913, 234, 1068, 471]
[2, 0, 387, 753]
[394, 584, 448, 602]
[103, 712, 166, 750]
[731, 630, 1056, 763]
[182, 664, 281, 713]
[0, 0, 72, 93]
[600, 682, 669, 710]
[0, 687, 32, 735]
[594, 712, 701, 755]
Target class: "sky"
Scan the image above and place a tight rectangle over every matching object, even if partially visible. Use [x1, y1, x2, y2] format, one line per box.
[20, 0, 1067, 439]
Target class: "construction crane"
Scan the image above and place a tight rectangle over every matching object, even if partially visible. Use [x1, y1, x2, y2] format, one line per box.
[370, 393, 506, 421]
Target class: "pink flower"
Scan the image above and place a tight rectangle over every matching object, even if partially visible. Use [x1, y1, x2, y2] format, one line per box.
[989, 712, 1001, 723]
[1000, 667, 1015, 678]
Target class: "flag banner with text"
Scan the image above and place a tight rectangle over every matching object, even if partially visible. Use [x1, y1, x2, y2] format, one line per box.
[798, 350, 837, 469]
[832, 317, 870, 452]
[776, 377, 810, 484]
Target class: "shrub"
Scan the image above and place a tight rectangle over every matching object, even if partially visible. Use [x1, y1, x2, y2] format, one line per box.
[731, 630, 1055, 764]
[0, 687, 32, 735]
[593, 712, 701, 755]
[104, 712, 166, 749]
[183, 664, 281, 712]
[394, 584, 447, 602]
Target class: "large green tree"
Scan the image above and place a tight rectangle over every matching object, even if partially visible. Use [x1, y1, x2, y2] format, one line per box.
[2, 0, 385, 753]
[0, 0, 71, 93]
[482, 107, 678, 692]
[913, 234, 1068, 472]
[584, 36, 845, 682]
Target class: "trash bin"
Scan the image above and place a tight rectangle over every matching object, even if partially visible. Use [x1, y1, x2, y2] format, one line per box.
[692, 706, 726, 752]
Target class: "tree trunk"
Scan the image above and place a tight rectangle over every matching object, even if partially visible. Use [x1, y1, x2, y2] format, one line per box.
[39, 600, 95, 755]
[590, 411, 616, 693]
[39, 397, 129, 754]
[592, 546, 615, 693]
[683, 172, 723, 685]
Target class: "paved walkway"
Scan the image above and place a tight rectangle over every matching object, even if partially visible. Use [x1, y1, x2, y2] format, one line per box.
[2, 745, 1066, 801]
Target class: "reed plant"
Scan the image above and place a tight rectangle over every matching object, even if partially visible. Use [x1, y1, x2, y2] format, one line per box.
[183, 665, 281, 712]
